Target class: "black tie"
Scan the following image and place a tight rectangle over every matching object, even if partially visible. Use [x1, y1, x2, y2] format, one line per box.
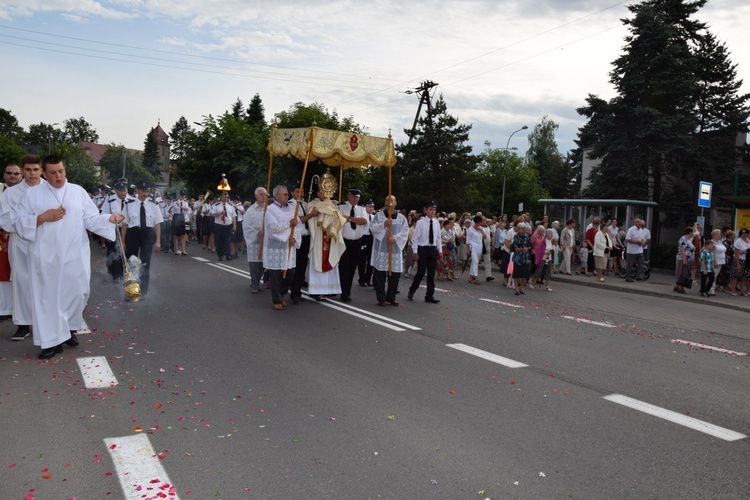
[428, 219, 434, 245]
[140, 202, 146, 230]
[350, 206, 356, 230]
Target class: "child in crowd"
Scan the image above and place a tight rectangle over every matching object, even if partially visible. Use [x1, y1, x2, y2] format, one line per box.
[577, 240, 590, 276]
[699, 239, 716, 298]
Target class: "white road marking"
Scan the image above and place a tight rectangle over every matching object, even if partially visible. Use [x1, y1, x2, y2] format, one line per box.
[77, 356, 118, 388]
[562, 315, 616, 328]
[302, 292, 421, 331]
[671, 339, 748, 356]
[447, 343, 528, 368]
[479, 298, 524, 309]
[105, 434, 180, 499]
[205, 260, 421, 331]
[192, 256, 211, 262]
[603, 394, 747, 442]
[206, 263, 253, 279]
[419, 285, 449, 293]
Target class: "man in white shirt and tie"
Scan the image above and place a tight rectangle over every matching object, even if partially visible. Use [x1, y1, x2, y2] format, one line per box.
[337, 188, 367, 303]
[121, 181, 163, 297]
[408, 201, 442, 304]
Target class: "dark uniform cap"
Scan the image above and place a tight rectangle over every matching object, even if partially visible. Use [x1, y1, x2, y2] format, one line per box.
[135, 180, 150, 190]
[424, 200, 437, 208]
[365, 199, 374, 206]
[348, 188, 361, 196]
[114, 178, 128, 190]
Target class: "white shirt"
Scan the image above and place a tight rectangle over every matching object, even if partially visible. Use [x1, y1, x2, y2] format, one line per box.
[123, 199, 164, 228]
[411, 216, 441, 253]
[339, 202, 366, 240]
[625, 225, 646, 255]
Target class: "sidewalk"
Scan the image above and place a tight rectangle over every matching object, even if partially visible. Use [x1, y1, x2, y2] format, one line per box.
[550, 268, 750, 314]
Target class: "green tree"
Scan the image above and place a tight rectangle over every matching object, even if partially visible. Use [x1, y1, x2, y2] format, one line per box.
[25, 122, 64, 153]
[178, 113, 267, 197]
[230, 98, 245, 121]
[99, 144, 156, 186]
[169, 116, 191, 168]
[246, 94, 266, 127]
[63, 116, 99, 143]
[477, 144, 547, 217]
[0, 135, 25, 167]
[577, 0, 749, 237]
[526, 116, 575, 199]
[142, 129, 161, 176]
[395, 94, 479, 212]
[0, 108, 24, 140]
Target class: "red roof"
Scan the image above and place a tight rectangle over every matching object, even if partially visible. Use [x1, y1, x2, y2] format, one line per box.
[79, 141, 141, 165]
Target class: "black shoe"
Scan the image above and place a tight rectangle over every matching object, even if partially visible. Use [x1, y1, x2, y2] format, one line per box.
[425, 297, 440, 304]
[12, 325, 30, 341]
[407, 292, 414, 301]
[218, 257, 224, 261]
[378, 300, 386, 306]
[388, 300, 400, 306]
[65, 331, 79, 347]
[366, 282, 372, 287]
[226, 256, 232, 261]
[486, 277, 495, 282]
[315, 295, 326, 302]
[359, 281, 367, 287]
[340, 296, 352, 303]
[625, 279, 635, 282]
[38, 345, 64, 359]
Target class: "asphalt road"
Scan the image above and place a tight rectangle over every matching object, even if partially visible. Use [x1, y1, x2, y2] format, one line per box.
[1, 242, 749, 499]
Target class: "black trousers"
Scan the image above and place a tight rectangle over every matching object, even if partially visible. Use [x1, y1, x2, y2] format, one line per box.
[161, 221, 172, 251]
[409, 246, 439, 299]
[214, 224, 232, 258]
[358, 234, 374, 284]
[339, 238, 361, 299]
[269, 268, 295, 304]
[373, 269, 400, 302]
[124, 227, 155, 294]
[290, 235, 311, 299]
[700, 272, 715, 294]
[105, 230, 124, 280]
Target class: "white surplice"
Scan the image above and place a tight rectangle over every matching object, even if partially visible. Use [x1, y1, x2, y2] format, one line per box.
[369, 211, 409, 273]
[243, 202, 265, 263]
[13, 181, 115, 349]
[0, 179, 46, 325]
[262, 201, 301, 271]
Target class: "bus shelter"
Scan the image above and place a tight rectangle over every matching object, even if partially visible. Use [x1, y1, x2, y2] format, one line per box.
[538, 199, 658, 233]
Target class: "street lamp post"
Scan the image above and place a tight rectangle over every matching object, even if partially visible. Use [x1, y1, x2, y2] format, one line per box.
[500, 125, 528, 216]
[47, 123, 59, 155]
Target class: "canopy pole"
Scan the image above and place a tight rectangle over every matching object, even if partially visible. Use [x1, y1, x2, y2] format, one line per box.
[260, 125, 277, 261]
[338, 166, 343, 201]
[387, 165, 393, 276]
[283, 127, 313, 278]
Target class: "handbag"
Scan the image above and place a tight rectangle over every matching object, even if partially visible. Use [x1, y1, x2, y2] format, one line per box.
[676, 265, 693, 289]
[482, 240, 487, 255]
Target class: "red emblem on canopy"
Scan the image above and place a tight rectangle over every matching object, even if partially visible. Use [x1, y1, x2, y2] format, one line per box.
[349, 135, 359, 152]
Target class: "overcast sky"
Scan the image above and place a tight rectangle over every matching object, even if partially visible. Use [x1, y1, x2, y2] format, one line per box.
[1, 0, 748, 159]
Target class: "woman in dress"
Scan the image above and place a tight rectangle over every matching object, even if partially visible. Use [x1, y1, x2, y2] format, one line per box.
[531, 228, 556, 291]
[709, 229, 727, 294]
[593, 222, 613, 282]
[510, 222, 533, 295]
[439, 218, 457, 281]
[674, 226, 696, 294]
[729, 228, 750, 296]
[718, 230, 735, 293]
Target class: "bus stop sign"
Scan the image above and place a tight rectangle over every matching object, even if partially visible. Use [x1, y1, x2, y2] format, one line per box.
[698, 181, 712, 208]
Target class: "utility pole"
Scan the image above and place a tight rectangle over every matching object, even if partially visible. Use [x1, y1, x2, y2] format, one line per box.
[405, 80, 438, 146]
